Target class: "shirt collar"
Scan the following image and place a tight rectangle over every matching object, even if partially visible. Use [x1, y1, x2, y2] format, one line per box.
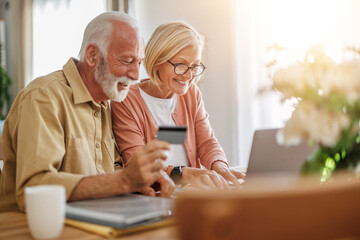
[63, 58, 108, 109]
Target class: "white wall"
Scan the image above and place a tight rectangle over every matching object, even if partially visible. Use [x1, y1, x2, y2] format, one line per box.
[134, 0, 240, 166]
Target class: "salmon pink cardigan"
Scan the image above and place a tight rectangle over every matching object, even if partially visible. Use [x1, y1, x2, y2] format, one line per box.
[111, 81, 228, 170]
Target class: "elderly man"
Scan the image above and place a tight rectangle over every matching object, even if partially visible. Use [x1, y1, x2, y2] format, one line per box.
[0, 12, 174, 212]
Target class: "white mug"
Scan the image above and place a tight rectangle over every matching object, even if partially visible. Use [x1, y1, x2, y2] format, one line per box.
[25, 185, 66, 239]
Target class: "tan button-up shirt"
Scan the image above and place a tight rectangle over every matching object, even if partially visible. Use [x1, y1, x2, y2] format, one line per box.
[0, 58, 118, 212]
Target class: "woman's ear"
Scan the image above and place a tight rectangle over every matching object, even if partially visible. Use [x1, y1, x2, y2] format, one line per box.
[84, 43, 99, 67]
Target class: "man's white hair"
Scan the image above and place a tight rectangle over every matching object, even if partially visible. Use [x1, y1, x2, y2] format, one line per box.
[78, 11, 140, 61]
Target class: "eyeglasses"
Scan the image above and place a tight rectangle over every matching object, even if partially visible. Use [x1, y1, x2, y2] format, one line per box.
[167, 60, 206, 77]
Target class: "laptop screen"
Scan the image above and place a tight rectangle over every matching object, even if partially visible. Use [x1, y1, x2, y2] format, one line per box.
[246, 128, 315, 175]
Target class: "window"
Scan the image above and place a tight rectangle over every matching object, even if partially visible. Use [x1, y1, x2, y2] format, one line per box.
[236, 0, 360, 166]
[32, 0, 108, 82]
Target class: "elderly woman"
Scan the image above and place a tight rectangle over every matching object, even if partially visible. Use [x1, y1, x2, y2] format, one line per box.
[111, 21, 244, 189]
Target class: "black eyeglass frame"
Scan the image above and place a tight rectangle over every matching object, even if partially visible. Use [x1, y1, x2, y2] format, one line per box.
[167, 60, 206, 77]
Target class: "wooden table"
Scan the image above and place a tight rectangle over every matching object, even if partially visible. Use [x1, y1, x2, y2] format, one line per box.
[0, 212, 178, 240]
[0, 168, 248, 240]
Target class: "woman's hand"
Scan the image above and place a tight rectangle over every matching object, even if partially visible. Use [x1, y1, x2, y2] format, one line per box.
[139, 171, 175, 198]
[180, 167, 230, 190]
[211, 161, 246, 187]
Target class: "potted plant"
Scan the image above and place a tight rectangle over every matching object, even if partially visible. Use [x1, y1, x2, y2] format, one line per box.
[0, 42, 11, 120]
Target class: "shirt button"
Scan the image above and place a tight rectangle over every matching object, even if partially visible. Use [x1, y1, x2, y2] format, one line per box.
[94, 111, 100, 117]
[95, 142, 101, 148]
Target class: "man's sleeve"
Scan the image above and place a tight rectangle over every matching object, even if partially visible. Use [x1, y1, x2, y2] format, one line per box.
[15, 88, 83, 211]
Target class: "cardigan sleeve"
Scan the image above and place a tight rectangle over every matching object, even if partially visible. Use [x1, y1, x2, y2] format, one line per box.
[192, 86, 229, 170]
[111, 95, 147, 165]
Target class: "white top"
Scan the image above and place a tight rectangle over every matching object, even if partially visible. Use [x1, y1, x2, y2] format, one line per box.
[139, 86, 189, 167]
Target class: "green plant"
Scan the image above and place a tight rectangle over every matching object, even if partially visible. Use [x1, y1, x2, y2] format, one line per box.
[0, 42, 11, 120]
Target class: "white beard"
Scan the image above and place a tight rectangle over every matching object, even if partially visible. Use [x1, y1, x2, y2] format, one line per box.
[95, 57, 139, 102]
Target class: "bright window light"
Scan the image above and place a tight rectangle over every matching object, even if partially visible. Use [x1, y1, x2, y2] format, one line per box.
[32, 0, 107, 82]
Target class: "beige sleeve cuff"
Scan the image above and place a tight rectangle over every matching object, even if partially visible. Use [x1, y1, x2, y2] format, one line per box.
[17, 173, 85, 212]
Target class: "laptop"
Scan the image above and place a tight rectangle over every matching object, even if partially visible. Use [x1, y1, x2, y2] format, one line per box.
[66, 194, 174, 229]
[246, 128, 315, 178]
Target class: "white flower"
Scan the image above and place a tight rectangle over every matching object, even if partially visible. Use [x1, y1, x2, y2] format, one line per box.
[325, 60, 360, 103]
[273, 64, 306, 99]
[277, 100, 350, 147]
[271, 46, 360, 148]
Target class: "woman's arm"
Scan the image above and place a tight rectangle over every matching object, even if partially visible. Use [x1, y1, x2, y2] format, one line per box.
[192, 86, 228, 169]
[111, 98, 147, 164]
[110, 90, 175, 197]
[192, 86, 245, 185]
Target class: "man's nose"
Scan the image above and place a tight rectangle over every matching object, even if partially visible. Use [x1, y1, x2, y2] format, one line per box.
[127, 63, 140, 81]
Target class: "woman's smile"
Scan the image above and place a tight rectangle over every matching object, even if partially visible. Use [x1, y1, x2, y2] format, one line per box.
[174, 78, 189, 85]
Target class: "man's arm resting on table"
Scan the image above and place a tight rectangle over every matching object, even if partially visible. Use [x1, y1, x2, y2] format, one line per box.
[69, 140, 172, 201]
[69, 170, 134, 201]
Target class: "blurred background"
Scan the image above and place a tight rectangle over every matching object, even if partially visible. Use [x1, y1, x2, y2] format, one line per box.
[1, 0, 360, 167]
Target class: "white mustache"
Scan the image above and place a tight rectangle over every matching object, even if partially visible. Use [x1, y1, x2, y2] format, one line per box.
[117, 76, 140, 86]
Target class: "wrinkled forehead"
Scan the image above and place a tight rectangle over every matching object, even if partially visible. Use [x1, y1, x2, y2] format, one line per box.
[108, 21, 144, 57]
[112, 21, 141, 41]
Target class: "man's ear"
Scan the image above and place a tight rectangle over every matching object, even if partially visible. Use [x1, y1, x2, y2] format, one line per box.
[84, 43, 100, 67]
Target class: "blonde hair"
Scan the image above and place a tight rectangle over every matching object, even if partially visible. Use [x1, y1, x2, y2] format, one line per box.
[144, 21, 204, 85]
[78, 11, 140, 61]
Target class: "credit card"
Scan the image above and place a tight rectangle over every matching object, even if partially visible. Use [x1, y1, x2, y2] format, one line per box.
[156, 126, 187, 144]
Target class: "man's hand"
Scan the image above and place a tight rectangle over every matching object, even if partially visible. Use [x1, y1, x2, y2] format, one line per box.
[211, 161, 246, 187]
[180, 167, 230, 190]
[122, 140, 170, 192]
[69, 140, 170, 201]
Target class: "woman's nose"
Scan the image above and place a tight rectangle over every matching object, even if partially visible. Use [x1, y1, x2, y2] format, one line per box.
[183, 69, 193, 80]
